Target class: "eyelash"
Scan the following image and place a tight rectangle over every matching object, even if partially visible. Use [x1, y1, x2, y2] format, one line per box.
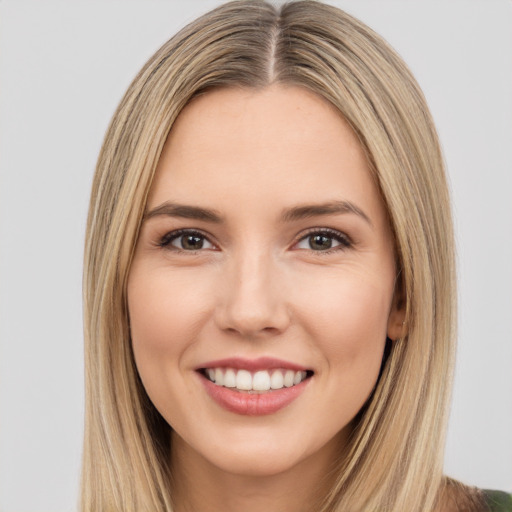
[157, 227, 352, 254]
[158, 229, 215, 252]
[295, 227, 352, 254]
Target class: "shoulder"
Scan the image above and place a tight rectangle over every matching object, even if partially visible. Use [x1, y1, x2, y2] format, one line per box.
[483, 490, 512, 512]
[439, 478, 511, 512]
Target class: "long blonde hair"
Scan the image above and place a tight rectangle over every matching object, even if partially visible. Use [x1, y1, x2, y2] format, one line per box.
[82, 2, 458, 510]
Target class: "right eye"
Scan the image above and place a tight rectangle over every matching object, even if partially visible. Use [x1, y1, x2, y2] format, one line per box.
[159, 229, 216, 252]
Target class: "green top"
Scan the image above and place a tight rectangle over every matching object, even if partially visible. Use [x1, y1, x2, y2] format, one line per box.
[484, 490, 512, 512]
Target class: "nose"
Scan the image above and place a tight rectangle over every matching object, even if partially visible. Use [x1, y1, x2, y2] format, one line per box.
[214, 250, 291, 338]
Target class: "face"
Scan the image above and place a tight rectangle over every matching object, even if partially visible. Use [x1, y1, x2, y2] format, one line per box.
[128, 85, 404, 478]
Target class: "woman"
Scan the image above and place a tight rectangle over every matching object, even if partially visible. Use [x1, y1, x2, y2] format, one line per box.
[81, 1, 511, 511]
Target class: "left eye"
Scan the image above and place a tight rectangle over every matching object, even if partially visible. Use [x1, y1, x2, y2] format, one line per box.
[295, 230, 351, 251]
[160, 230, 215, 251]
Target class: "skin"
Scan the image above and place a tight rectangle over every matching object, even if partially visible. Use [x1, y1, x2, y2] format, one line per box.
[128, 85, 405, 512]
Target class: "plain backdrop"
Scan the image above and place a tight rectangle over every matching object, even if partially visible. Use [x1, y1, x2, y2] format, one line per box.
[1, 1, 511, 510]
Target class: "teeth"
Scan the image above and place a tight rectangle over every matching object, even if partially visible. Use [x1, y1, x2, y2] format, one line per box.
[205, 367, 310, 392]
[253, 371, 271, 391]
[224, 368, 236, 388]
[284, 370, 295, 388]
[236, 369, 252, 390]
[270, 371, 284, 389]
[215, 368, 224, 386]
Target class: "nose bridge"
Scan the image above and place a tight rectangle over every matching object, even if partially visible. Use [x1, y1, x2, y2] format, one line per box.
[216, 245, 289, 336]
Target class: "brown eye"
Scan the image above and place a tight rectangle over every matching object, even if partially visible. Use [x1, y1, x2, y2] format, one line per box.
[178, 234, 205, 250]
[160, 230, 215, 251]
[309, 234, 333, 250]
[295, 229, 351, 252]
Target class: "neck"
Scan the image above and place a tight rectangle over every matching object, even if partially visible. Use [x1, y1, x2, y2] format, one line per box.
[170, 432, 345, 512]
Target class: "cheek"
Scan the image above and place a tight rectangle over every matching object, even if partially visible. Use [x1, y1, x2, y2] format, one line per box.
[287, 268, 392, 444]
[127, 265, 213, 401]
[301, 267, 390, 333]
[129, 264, 211, 341]
[294, 266, 392, 379]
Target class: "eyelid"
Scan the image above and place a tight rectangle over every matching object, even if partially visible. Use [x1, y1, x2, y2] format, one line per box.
[292, 227, 353, 252]
[158, 228, 218, 252]
[155, 226, 352, 254]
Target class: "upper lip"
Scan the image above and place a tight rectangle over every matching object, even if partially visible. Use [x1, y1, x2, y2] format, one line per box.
[196, 357, 310, 372]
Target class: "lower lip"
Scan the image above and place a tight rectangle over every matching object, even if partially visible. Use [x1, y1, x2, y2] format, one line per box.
[199, 373, 311, 416]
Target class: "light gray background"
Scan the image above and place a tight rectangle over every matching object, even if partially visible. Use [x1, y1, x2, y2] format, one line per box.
[1, 1, 511, 510]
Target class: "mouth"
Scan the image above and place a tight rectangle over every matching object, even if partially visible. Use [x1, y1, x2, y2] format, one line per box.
[196, 357, 314, 415]
[199, 367, 314, 394]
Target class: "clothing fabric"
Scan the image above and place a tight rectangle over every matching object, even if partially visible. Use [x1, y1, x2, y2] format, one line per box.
[484, 490, 512, 512]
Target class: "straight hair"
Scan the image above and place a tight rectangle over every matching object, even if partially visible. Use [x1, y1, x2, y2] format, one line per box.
[82, 2, 472, 510]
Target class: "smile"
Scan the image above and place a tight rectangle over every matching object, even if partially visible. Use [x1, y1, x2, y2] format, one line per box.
[197, 357, 314, 415]
[202, 367, 311, 393]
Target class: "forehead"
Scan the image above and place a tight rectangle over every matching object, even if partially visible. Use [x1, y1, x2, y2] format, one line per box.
[148, 85, 385, 226]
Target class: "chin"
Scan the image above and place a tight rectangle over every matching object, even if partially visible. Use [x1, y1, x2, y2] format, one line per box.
[206, 449, 306, 478]
[187, 425, 345, 480]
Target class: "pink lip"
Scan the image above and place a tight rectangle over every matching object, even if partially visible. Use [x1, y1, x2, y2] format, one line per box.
[199, 373, 311, 416]
[196, 356, 308, 372]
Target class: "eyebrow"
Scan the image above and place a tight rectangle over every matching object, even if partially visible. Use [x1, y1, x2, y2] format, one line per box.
[280, 200, 373, 227]
[143, 199, 372, 227]
[144, 202, 223, 223]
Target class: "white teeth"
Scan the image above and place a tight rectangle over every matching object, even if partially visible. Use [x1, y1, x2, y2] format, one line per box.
[253, 370, 271, 391]
[224, 368, 236, 388]
[215, 368, 224, 386]
[205, 367, 310, 392]
[284, 370, 295, 388]
[236, 369, 253, 390]
[270, 370, 284, 389]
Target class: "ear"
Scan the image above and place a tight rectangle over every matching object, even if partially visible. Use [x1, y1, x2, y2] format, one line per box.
[387, 272, 407, 341]
[387, 303, 406, 341]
